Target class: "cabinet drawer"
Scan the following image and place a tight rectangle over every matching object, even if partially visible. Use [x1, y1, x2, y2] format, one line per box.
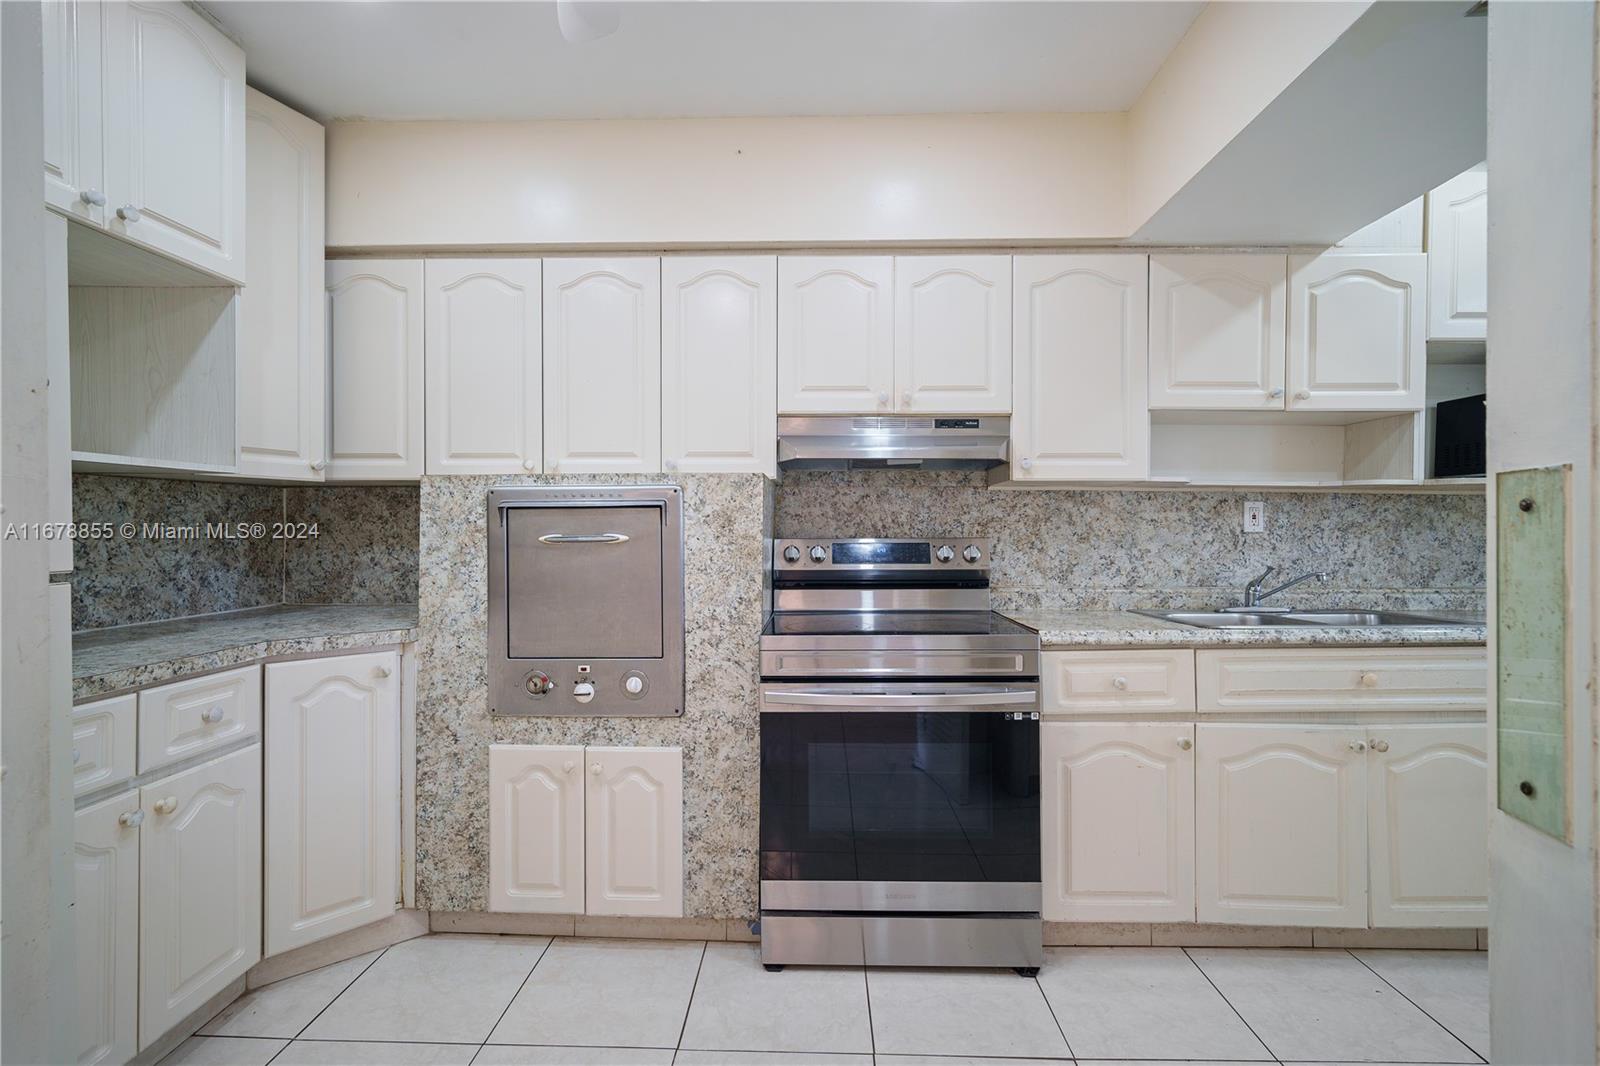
[72, 693, 137, 796]
[137, 664, 261, 773]
[1043, 649, 1196, 714]
[1196, 647, 1487, 713]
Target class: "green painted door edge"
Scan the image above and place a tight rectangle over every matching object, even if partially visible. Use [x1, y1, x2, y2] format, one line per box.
[1496, 465, 1570, 842]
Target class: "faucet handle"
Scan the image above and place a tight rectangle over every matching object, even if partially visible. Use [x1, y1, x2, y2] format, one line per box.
[1248, 565, 1277, 588]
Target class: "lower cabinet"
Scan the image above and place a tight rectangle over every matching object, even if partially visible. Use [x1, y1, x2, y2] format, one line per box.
[1042, 722, 1195, 923]
[489, 744, 683, 918]
[138, 744, 262, 1048]
[74, 791, 141, 1066]
[264, 652, 401, 954]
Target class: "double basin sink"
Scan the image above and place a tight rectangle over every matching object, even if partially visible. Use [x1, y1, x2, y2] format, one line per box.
[1135, 609, 1458, 630]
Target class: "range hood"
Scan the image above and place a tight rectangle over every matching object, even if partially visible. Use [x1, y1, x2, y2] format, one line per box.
[776, 415, 1011, 470]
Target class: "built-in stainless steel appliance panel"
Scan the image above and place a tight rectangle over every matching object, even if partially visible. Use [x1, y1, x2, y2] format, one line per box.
[488, 486, 683, 717]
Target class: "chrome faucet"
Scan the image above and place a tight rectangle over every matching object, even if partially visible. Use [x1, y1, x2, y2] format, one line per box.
[1236, 565, 1330, 610]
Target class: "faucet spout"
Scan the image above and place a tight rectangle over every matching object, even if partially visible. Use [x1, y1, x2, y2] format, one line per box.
[1258, 571, 1330, 604]
[1234, 566, 1329, 610]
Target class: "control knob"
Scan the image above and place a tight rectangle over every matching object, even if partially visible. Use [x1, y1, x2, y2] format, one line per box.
[962, 545, 982, 563]
[782, 545, 801, 564]
[624, 675, 645, 695]
[525, 671, 553, 696]
[808, 545, 827, 563]
[573, 680, 596, 704]
[935, 545, 955, 563]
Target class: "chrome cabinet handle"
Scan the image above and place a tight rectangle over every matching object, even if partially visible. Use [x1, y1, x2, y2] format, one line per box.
[152, 796, 178, 815]
[79, 188, 106, 207]
[201, 706, 224, 724]
[116, 204, 141, 223]
[537, 532, 630, 545]
[118, 809, 145, 829]
[1370, 739, 1390, 753]
[1177, 737, 1193, 751]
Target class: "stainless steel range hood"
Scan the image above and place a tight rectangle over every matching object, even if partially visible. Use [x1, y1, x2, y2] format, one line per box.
[776, 416, 1011, 470]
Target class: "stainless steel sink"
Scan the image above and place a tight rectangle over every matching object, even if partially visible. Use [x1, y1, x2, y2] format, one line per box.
[1134, 609, 1458, 629]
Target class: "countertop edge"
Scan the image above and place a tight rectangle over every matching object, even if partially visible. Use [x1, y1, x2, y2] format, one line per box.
[998, 610, 1488, 650]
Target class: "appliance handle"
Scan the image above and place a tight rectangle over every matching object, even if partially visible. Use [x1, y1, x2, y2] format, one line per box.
[762, 688, 1036, 709]
[536, 532, 631, 545]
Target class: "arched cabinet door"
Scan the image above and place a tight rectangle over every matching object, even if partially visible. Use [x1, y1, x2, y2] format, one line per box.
[1196, 724, 1367, 927]
[1149, 254, 1286, 410]
[1042, 722, 1195, 922]
[489, 744, 586, 915]
[74, 789, 140, 1066]
[325, 259, 424, 480]
[1287, 252, 1426, 412]
[778, 256, 894, 414]
[585, 747, 683, 917]
[895, 255, 1012, 413]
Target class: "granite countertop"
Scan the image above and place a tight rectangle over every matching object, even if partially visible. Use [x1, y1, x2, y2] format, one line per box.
[72, 603, 421, 700]
[1000, 609, 1487, 649]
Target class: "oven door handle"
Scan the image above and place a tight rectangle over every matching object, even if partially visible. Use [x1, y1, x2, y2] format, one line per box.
[536, 532, 631, 545]
[762, 688, 1037, 709]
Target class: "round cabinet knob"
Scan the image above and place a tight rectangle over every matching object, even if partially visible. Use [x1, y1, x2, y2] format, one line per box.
[1359, 671, 1379, 688]
[1371, 739, 1390, 753]
[152, 796, 179, 816]
[373, 665, 391, 679]
[590, 762, 602, 776]
[1112, 676, 1129, 691]
[808, 545, 827, 563]
[624, 675, 645, 695]
[935, 545, 955, 563]
[962, 545, 982, 563]
[664, 458, 678, 470]
[1177, 737, 1193, 751]
[1349, 740, 1367, 753]
[116, 204, 141, 223]
[72, 747, 80, 765]
[563, 760, 576, 774]
[782, 545, 802, 564]
[573, 680, 596, 704]
[1268, 387, 1285, 399]
[117, 809, 145, 829]
[522, 459, 536, 471]
[78, 188, 106, 207]
[1020, 458, 1033, 471]
[525, 671, 553, 696]
[1295, 390, 1311, 401]
[901, 391, 913, 407]
[310, 459, 328, 472]
[877, 392, 890, 407]
[201, 706, 224, 724]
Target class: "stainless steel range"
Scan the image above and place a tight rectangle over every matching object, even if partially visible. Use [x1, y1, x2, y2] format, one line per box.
[758, 538, 1043, 974]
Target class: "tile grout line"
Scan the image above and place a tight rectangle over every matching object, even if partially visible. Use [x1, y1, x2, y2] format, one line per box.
[259, 943, 394, 1065]
[1344, 949, 1488, 1065]
[469, 934, 557, 1064]
[1030, 967, 1076, 1062]
[1179, 947, 1283, 1065]
[669, 940, 711, 1063]
[863, 965, 878, 1060]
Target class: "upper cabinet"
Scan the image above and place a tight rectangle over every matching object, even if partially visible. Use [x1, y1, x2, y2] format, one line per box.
[43, 0, 106, 226]
[1335, 197, 1424, 253]
[894, 256, 1011, 413]
[1149, 254, 1286, 411]
[662, 256, 777, 475]
[425, 259, 543, 475]
[1426, 165, 1488, 343]
[544, 258, 662, 474]
[99, 2, 245, 284]
[237, 89, 326, 481]
[1286, 252, 1426, 412]
[778, 256, 894, 414]
[325, 259, 425, 480]
[1011, 254, 1149, 481]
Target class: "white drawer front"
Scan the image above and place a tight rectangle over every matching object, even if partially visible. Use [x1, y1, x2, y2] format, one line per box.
[138, 665, 262, 773]
[1197, 647, 1487, 713]
[72, 693, 137, 797]
[1043, 649, 1196, 714]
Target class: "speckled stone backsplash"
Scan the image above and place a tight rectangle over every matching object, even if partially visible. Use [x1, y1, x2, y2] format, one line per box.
[415, 474, 769, 917]
[773, 471, 1486, 613]
[71, 475, 420, 630]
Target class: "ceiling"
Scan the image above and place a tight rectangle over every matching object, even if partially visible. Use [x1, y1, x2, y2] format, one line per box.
[204, 1, 1204, 123]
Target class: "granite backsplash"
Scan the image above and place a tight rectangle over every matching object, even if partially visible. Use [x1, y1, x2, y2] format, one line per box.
[772, 471, 1486, 614]
[70, 475, 419, 630]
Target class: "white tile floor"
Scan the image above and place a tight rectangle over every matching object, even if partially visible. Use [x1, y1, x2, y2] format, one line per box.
[163, 934, 1489, 1066]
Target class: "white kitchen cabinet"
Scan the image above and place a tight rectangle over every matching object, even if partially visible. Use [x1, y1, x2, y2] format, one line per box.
[586, 746, 683, 917]
[661, 255, 776, 475]
[325, 259, 425, 480]
[488, 744, 586, 915]
[1042, 722, 1195, 923]
[74, 789, 140, 1066]
[425, 258, 543, 475]
[1366, 723, 1489, 928]
[46, 213, 73, 572]
[102, 1, 246, 283]
[1196, 724, 1367, 927]
[137, 663, 260, 775]
[1042, 649, 1197, 716]
[1335, 197, 1424, 252]
[139, 744, 261, 1048]
[43, 0, 105, 225]
[72, 693, 137, 798]
[778, 256, 894, 414]
[1287, 252, 1427, 412]
[894, 256, 1011, 413]
[264, 652, 400, 955]
[238, 89, 327, 482]
[1149, 254, 1287, 410]
[1011, 254, 1149, 481]
[543, 258, 661, 473]
[1426, 165, 1488, 342]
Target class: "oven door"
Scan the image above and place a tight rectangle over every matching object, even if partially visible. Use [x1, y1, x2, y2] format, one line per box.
[759, 683, 1041, 914]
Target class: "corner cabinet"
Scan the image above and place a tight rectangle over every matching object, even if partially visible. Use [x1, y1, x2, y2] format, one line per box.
[777, 256, 895, 414]
[1011, 254, 1149, 481]
[424, 259, 543, 475]
[543, 258, 662, 474]
[1148, 254, 1286, 410]
[237, 89, 327, 481]
[662, 256, 777, 475]
[489, 744, 683, 918]
[894, 256, 1011, 413]
[1426, 165, 1488, 342]
[325, 259, 425, 480]
[1286, 252, 1426, 412]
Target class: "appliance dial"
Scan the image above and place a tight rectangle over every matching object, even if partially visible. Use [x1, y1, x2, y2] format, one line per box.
[808, 545, 827, 563]
[622, 672, 647, 698]
[962, 545, 982, 563]
[935, 545, 955, 563]
[782, 545, 801, 564]
[524, 671, 553, 696]
[573, 680, 596, 703]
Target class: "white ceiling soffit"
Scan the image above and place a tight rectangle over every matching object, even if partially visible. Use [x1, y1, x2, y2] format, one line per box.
[205, 0, 1204, 122]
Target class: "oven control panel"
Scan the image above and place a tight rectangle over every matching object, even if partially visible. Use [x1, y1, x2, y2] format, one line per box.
[773, 538, 991, 571]
[515, 664, 662, 712]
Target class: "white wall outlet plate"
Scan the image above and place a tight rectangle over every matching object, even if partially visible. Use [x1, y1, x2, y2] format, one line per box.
[1243, 500, 1266, 533]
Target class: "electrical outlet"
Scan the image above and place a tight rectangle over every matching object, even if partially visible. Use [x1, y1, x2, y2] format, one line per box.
[1243, 500, 1266, 533]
